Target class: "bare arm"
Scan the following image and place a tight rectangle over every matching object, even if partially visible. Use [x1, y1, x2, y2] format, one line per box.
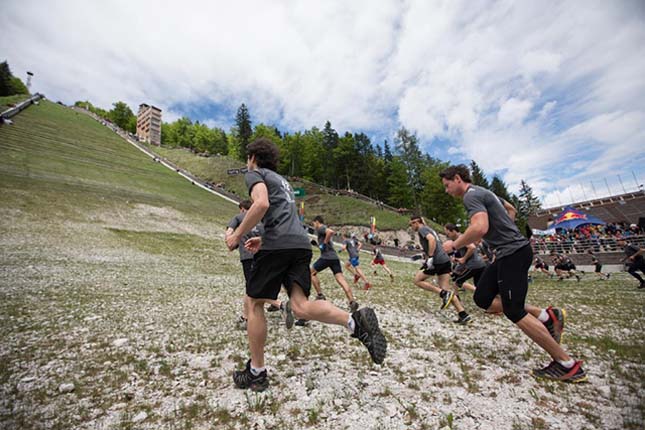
[225, 183, 269, 250]
[452, 212, 489, 250]
[425, 233, 436, 256]
[324, 228, 335, 244]
[456, 243, 477, 263]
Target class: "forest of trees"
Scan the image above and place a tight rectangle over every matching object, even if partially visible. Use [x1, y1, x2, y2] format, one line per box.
[0, 61, 29, 97]
[74, 100, 542, 231]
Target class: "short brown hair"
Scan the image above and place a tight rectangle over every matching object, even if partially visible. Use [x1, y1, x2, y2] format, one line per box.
[247, 138, 279, 171]
[410, 215, 424, 223]
[439, 164, 472, 183]
[444, 223, 459, 232]
[239, 200, 252, 210]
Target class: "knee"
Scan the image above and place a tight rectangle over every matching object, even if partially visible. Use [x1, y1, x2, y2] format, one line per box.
[502, 305, 527, 323]
[473, 290, 492, 310]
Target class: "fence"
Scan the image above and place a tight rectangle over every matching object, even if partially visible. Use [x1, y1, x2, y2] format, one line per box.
[531, 235, 645, 255]
[1, 93, 44, 120]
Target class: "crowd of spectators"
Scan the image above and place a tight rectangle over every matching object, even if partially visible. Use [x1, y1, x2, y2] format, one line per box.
[532, 221, 644, 254]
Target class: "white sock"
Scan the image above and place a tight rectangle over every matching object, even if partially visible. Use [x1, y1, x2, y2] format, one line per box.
[558, 359, 575, 369]
[537, 309, 549, 322]
[346, 315, 356, 334]
[250, 366, 266, 376]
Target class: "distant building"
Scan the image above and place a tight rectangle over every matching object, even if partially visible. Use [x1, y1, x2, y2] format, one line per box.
[136, 104, 162, 145]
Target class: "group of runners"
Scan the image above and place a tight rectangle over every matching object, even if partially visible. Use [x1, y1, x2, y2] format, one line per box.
[221, 137, 645, 391]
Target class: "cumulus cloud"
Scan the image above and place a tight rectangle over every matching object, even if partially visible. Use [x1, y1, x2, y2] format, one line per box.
[1, 0, 644, 206]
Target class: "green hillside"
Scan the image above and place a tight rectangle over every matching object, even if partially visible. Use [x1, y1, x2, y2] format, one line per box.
[148, 145, 412, 230]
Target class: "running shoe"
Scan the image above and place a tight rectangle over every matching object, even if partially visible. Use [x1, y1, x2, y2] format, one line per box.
[353, 274, 360, 284]
[454, 314, 472, 325]
[639, 282, 645, 289]
[233, 359, 269, 391]
[349, 300, 360, 313]
[606, 273, 611, 280]
[315, 293, 326, 301]
[266, 304, 280, 312]
[531, 360, 588, 383]
[543, 306, 566, 344]
[294, 319, 309, 327]
[439, 290, 455, 310]
[351, 308, 387, 364]
[363, 283, 372, 291]
[575, 275, 581, 282]
[281, 300, 294, 329]
[390, 274, 395, 282]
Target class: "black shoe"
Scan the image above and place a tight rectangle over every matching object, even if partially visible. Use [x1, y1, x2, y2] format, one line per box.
[315, 293, 326, 301]
[294, 319, 309, 327]
[281, 300, 294, 329]
[639, 282, 645, 289]
[454, 314, 472, 325]
[351, 308, 387, 364]
[531, 360, 588, 383]
[543, 306, 566, 344]
[233, 359, 269, 391]
[349, 300, 359, 313]
[575, 275, 581, 282]
[606, 273, 611, 280]
[439, 290, 455, 310]
[266, 304, 280, 312]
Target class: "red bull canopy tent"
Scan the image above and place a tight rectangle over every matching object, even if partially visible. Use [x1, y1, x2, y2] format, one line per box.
[550, 206, 605, 231]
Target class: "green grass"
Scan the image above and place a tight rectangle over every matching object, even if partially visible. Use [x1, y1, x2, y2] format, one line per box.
[146, 144, 413, 230]
[0, 94, 31, 112]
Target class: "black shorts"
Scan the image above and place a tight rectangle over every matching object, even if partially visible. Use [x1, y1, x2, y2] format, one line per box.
[594, 263, 602, 273]
[423, 261, 452, 276]
[246, 249, 313, 300]
[313, 258, 343, 275]
[453, 266, 486, 287]
[556, 263, 575, 271]
[535, 262, 548, 270]
[474, 245, 532, 323]
[242, 259, 253, 283]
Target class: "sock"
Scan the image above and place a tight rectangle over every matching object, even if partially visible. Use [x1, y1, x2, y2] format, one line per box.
[558, 359, 575, 369]
[458, 311, 468, 319]
[537, 309, 549, 322]
[347, 315, 356, 334]
[250, 366, 266, 376]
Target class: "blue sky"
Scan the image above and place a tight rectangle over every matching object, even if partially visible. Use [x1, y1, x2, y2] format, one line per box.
[2, 0, 644, 207]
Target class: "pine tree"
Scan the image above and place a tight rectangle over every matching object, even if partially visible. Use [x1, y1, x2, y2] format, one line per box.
[490, 175, 512, 202]
[470, 160, 490, 189]
[321, 121, 339, 186]
[518, 180, 541, 217]
[235, 103, 252, 161]
[394, 127, 424, 209]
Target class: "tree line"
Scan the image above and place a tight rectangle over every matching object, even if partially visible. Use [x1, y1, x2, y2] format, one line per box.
[73, 99, 542, 232]
[0, 61, 29, 97]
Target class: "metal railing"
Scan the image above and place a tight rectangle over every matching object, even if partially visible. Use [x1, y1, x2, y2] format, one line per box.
[531, 235, 645, 255]
[1, 93, 44, 120]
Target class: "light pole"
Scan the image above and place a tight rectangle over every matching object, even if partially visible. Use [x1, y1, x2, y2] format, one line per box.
[26, 71, 34, 92]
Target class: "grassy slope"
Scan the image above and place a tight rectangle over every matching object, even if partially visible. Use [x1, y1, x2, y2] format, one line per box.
[0, 101, 643, 430]
[0, 94, 31, 112]
[148, 145, 413, 230]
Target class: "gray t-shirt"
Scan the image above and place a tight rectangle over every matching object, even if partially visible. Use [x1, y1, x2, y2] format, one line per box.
[343, 238, 360, 259]
[463, 185, 529, 258]
[418, 225, 450, 264]
[316, 225, 339, 260]
[456, 246, 487, 270]
[244, 168, 310, 250]
[227, 212, 263, 261]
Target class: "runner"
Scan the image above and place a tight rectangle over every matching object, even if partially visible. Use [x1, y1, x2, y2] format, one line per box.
[439, 164, 587, 382]
[340, 233, 372, 291]
[533, 256, 552, 277]
[586, 249, 610, 280]
[409, 215, 472, 325]
[371, 246, 395, 281]
[616, 238, 645, 289]
[444, 223, 486, 293]
[310, 216, 360, 313]
[225, 138, 387, 391]
[550, 251, 581, 281]
[225, 200, 292, 330]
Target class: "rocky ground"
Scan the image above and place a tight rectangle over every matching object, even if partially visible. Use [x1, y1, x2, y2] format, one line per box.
[1, 203, 644, 430]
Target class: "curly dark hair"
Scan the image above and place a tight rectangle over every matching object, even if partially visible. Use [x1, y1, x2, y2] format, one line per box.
[439, 164, 472, 183]
[247, 138, 280, 171]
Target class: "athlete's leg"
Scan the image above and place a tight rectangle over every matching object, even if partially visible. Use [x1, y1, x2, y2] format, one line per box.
[461, 281, 476, 292]
[355, 266, 369, 284]
[289, 284, 349, 325]
[246, 296, 271, 368]
[334, 272, 356, 302]
[310, 267, 324, 295]
[438, 273, 466, 313]
[414, 271, 442, 294]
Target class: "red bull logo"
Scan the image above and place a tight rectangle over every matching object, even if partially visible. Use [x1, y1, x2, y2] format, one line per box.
[556, 210, 587, 223]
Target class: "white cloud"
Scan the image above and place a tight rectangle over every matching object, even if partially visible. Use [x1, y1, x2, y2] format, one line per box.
[1, 0, 644, 205]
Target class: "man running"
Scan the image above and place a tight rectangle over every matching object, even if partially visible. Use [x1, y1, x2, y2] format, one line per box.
[616, 238, 645, 289]
[371, 246, 394, 281]
[586, 249, 610, 280]
[225, 200, 292, 330]
[440, 164, 587, 382]
[409, 216, 472, 325]
[225, 138, 387, 391]
[340, 233, 372, 291]
[444, 223, 487, 293]
[310, 216, 360, 312]
[551, 251, 581, 281]
[533, 256, 552, 277]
